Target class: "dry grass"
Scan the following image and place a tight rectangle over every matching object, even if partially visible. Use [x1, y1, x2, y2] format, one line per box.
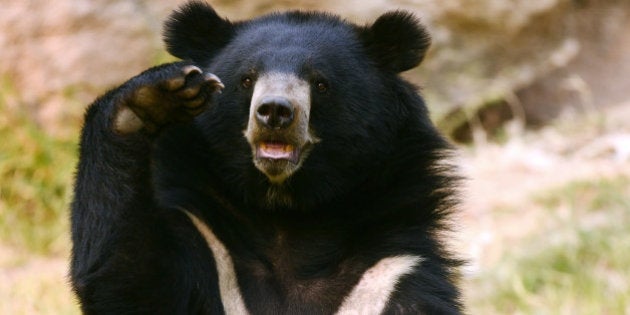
[0, 80, 80, 314]
[0, 246, 79, 314]
[464, 176, 630, 314]
[460, 103, 630, 314]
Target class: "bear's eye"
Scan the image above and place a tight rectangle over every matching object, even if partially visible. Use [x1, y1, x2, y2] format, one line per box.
[241, 77, 253, 89]
[316, 82, 328, 93]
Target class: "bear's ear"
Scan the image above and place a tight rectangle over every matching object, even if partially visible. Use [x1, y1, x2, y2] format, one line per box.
[358, 11, 431, 73]
[163, 1, 235, 62]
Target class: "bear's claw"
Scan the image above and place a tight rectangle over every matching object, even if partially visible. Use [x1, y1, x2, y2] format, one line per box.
[182, 65, 202, 76]
[204, 73, 224, 91]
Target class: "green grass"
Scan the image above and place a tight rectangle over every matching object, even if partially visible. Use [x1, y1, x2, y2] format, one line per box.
[468, 177, 630, 315]
[0, 84, 78, 255]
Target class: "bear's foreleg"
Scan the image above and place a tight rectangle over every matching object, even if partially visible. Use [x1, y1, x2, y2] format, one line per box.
[70, 62, 223, 313]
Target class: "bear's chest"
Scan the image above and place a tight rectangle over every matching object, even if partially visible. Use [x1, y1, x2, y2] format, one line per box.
[235, 261, 360, 314]
[233, 245, 367, 314]
[184, 210, 422, 314]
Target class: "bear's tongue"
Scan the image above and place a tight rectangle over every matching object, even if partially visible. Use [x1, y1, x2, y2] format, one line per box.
[257, 142, 298, 163]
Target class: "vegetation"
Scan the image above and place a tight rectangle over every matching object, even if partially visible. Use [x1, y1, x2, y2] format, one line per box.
[0, 84, 78, 255]
[467, 177, 630, 314]
[0, 80, 80, 314]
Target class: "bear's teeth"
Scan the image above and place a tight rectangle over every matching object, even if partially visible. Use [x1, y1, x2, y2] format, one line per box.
[257, 142, 297, 162]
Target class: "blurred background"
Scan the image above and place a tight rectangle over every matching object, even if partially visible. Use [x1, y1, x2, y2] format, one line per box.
[1, 0, 629, 314]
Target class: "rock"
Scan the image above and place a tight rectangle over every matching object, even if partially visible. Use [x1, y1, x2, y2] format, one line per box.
[516, 1, 630, 126]
[0, 0, 183, 136]
[1, 0, 629, 138]
[424, 0, 630, 139]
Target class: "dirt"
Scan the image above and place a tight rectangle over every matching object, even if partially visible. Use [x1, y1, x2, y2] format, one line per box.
[457, 100, 630, 272]
[0, 246, 78, 314]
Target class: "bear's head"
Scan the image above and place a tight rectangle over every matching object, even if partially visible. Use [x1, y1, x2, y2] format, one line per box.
[163, 1, 433, 207]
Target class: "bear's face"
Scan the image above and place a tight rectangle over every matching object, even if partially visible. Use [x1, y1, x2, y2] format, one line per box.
[164, 2, 430, 188]
[218, 18, 375, 183]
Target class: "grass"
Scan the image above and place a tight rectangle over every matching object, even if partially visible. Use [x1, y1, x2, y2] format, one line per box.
[0, 78, 81, 314]
[1, 251, 79, 315]
[467, 176, 630, 315]
[0, 82, 78, 255]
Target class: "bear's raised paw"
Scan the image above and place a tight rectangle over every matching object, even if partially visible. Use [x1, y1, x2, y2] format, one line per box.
[114, 62, 223, 134]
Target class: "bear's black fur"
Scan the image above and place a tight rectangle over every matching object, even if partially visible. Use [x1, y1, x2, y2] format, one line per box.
[71, 1, 463, 314]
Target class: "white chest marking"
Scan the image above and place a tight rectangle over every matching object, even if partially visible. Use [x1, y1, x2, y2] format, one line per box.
[335, 255, 423, 315]
[182, 210, 250, 315]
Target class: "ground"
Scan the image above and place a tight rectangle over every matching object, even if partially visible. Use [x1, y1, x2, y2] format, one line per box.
[1, 101, 629, 314]
[459, 101, 630, 314]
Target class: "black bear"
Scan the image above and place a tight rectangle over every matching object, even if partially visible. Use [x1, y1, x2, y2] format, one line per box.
[70, 1, 463, 314]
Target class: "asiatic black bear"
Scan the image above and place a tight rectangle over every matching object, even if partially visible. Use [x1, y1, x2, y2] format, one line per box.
[70, 1, 463, 314]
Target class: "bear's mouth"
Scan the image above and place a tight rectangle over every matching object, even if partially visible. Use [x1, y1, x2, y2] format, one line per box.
[256, 141, 300, 164]
[248, 135, 318, 184]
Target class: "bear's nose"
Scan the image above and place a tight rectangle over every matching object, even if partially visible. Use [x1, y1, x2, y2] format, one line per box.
[255, 96, 294, 130]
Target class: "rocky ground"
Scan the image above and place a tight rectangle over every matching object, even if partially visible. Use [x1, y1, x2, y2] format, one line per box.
[460, 101, 630, 263]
